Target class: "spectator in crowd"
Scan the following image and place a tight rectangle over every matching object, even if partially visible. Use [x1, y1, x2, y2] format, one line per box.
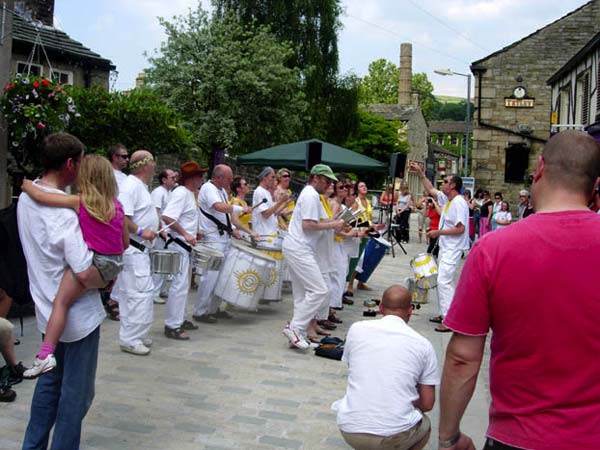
[517, 190, 534, 219]
[494, 201, 512, 229]
[333, 285, 438, 450]
[479, 191, 492, 237]
[490, 192, 503, 231]
[439, 130, 600, 450]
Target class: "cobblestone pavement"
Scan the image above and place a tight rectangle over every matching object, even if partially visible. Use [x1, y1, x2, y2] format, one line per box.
[1, 227, 491, 450]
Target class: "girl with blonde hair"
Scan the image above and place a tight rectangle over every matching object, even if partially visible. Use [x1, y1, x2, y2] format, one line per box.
[21, 154, 129, 378]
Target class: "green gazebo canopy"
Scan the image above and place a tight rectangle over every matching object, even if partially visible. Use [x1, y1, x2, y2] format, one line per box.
[236, 139, 387, 172]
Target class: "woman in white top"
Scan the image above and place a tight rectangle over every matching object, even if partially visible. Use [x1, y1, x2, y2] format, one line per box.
[494, 201, 512, 229]
[394, 184, 413, 243]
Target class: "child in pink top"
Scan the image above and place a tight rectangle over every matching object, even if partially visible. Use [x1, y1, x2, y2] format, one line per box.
[21, 155, 129, 378]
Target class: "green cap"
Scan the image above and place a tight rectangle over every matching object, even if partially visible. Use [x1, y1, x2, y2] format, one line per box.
[310, 164, 338, 181]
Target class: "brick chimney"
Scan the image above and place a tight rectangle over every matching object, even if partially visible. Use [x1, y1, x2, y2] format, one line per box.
[135, 72, 146, 89]
[398, 42, 413, 107]
[17, 1, 55, 26]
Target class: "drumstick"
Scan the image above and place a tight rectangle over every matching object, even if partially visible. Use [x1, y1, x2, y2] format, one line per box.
[251, 198, 268, 210]
[157, 221, 175, 235]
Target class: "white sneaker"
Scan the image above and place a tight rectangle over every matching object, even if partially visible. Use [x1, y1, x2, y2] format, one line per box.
[154, 297, 166, 304]
[120, 343, 150, 356]
[23, 354, 57, 379]
[282, 325, 309, 350]
[142, 338, 153, 348]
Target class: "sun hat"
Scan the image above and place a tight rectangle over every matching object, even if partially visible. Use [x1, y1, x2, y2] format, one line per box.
[310, 164, 338, 181]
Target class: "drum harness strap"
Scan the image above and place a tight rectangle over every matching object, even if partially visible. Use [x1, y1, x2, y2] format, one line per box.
[129, 239, 147, 253]
[165, 235, 192, 253]
[199, 188, 233, 237]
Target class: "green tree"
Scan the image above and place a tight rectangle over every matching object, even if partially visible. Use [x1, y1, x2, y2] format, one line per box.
[145, 7, 307, 164]
[344, 109, 408, 162]
[69, 86, 193, 157]
[213, 0, 344, 138]
[430, 100, 473, 121]
[358, 58, 398, 105]
[358, 58, 439, 120]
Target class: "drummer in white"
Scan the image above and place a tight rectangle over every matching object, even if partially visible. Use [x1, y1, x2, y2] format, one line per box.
[193, 164, 256, 323]
[115, 150, 158, 356]
[282, 164, 345, 350]
[161, 162, 208, 340]
[252, 167, 290, 242]
[150, 169, 178, 303]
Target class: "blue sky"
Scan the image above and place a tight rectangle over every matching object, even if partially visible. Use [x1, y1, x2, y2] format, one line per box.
[53, 0, 591, 97]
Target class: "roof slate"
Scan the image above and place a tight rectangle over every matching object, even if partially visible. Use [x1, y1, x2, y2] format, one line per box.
[12, 13, 115, 69]
[367, 104, 417, 121]
[428, 121, 468, 134]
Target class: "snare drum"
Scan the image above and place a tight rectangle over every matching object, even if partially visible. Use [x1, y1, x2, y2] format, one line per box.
[150, 249, 181, 275]
[192, 244, 225, 272]
[214, 242, 276, 311]
[410, 253, 438, 288]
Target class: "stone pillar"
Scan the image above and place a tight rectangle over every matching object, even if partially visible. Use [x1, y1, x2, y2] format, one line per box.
[398, 43, 412, 107]
[0, 1, 14, 208]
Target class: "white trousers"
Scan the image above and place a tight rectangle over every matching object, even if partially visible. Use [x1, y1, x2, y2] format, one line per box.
[437, 247, 463, 317]
[193, 238, 231, 316]
[330, 242, 348, 309]
[283, 242, 330, 337]
[118, 248, 154, 347]
[164, 244, 190, 329]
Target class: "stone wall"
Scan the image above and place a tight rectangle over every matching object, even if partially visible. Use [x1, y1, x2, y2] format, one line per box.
[471, 0, 600, 209]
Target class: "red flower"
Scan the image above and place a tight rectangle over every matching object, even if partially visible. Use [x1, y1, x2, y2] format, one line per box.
[41, 78, 50, 87]
[32, 81, 40, 88]
[37, 122, 45, 129]
[3, 82, 14, 91]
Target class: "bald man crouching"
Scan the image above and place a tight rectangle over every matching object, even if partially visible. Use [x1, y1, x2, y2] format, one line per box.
[332, 285, 438, 450]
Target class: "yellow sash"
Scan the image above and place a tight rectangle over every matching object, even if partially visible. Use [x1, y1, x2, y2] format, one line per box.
[321, 195, 344, 242]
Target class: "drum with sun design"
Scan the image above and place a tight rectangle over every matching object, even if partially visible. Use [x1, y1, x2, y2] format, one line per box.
[214, 241, 276, 311]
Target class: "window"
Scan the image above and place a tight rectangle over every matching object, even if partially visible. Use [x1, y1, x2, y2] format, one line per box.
[450, 135, 458, 145]
[16, 61, 42, 77]
[575, 71, 590, 126]
[50, 69, 73, 86]
[504, 144, 530, 183]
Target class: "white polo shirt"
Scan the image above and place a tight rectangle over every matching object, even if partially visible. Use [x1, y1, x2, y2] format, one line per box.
[162, 185, 198, 237]
[251, 185, 278, 236]
[114, 169, 128, 193]
[119, 175, 158, 246]
[284, 184, 322, 253]
[17, 182, 105, 342]
[437, 191, 470, 252]
[151, 185, 171, 214]
[332, 315, 439, 436]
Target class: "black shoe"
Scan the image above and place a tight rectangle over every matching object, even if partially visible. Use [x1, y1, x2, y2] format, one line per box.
[0, 385, 16, 402]
[192, 314, 218, 324]
[328, 315, 343, 324]
[214, 309, 234, 319]
[342, 296, 354, 305]
[8, 362, 27, 385]
[181, 320, 199, 330]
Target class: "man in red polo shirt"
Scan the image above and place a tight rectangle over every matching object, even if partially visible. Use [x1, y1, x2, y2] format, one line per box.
[438, 130, 600, 450]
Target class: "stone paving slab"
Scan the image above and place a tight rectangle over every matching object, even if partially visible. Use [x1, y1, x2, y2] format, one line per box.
[1, 220, 490, 449]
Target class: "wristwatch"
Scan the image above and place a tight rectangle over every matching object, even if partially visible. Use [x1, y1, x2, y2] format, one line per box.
[439, 432, 461, 448]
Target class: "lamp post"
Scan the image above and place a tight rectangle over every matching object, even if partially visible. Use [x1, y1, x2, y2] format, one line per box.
[434, 69, 471, 176]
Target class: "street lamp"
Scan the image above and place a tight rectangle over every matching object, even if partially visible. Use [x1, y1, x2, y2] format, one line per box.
[434, 68, 472, 176]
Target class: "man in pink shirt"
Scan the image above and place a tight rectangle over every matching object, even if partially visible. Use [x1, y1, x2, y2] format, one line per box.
[438, 130, 600, 450]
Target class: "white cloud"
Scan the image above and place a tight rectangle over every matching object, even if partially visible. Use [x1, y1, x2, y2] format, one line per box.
[93, 14, 115, 33]
[445, 0, 520, 21]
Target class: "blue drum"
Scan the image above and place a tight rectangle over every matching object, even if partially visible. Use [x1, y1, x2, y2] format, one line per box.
[356, 237, 391, 283]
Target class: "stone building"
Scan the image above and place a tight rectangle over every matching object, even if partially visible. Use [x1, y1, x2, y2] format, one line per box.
[470, 0, 600, 205]
[367, 43, 428, 196]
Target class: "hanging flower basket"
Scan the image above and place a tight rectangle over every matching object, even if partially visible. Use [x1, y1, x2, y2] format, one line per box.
[1, 74, 79, 174]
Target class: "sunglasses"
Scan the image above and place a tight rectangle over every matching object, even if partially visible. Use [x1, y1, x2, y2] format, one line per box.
[280, 174, 290, 178]
[116, 154, 129, 159]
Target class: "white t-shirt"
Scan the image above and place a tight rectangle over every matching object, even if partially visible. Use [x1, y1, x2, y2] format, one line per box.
[151, 185, 171, 213]
[437, 192, 470, 251]
[198, 181, 230, 238]
[284, 184, 322, 253]
[252, 185, 278, 237]
[332, 315, 439, 436]
[162, 185, 199, 237]
[114, 169, 128, 193]
[17, 182, 105, 342]
[119, 175, 159, 245]
[495, 210, 512, 229]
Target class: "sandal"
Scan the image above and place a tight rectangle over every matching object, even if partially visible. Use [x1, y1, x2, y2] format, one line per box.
[307, 335, 321, 343]
[357, 282, 372, 291]
[434, 325, 452, 333]
[343, 291, 354, 297]
[164, 326, 190, 340]
[103, 300, 120, 321]
[429, 316, 443, 324]
[316, 328, 331, 336]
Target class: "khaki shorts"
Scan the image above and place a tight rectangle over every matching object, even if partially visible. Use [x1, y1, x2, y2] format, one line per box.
[0, 317, 14, 349]
[341, 415, 431, 450]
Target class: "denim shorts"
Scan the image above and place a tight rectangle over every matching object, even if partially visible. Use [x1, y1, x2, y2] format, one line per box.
[93, 253, 123, 282]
